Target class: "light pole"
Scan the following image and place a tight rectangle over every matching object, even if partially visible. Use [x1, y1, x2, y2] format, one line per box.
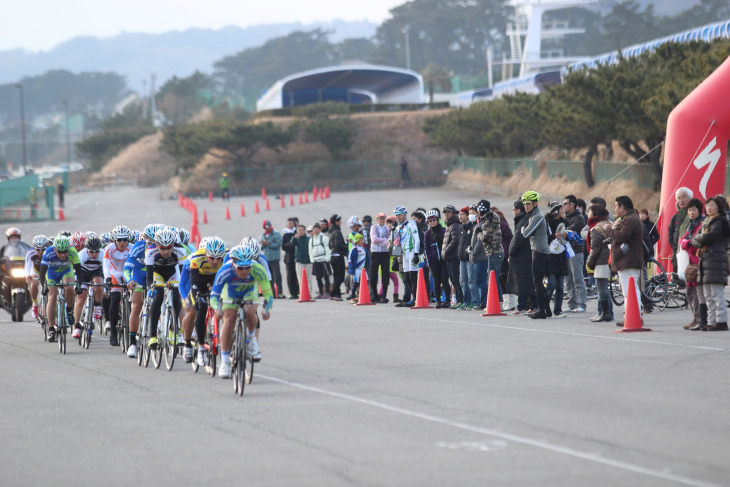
[403, 25, 411, 71]
[14, 83, 27, 175]
[62, 99, 71, 165]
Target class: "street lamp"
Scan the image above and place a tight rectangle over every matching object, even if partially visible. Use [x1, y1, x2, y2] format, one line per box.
[13, 83, 27, 175]
[62, 99, 71, 165]
[403, 25, 411, 71]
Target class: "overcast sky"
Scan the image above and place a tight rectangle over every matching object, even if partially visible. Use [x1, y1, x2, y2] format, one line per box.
[1, 0, 405, 52]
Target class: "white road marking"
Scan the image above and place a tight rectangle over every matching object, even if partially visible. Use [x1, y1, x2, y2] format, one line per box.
[259, 373, 723, 487]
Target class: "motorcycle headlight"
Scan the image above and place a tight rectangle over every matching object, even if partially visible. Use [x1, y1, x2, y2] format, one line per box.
[11, 268, 25, 278]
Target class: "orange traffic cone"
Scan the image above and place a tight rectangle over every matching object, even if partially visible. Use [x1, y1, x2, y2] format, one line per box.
[616, 276, 651, 332]
[209, 190, 213, 202]
[482, 270, 506, 316]
[312, 190, 317, 202]
[411, 268, 432, 309]
[255, 200, 260, 213]
[225, 206, 231, 220]
[304, 192, 309, 203]
[290, 193, 294, 206]
[325, 186, 330, 198]
[298, 192, 303, 204]
[58, 208, 65, 221]
[280, 195, 285, 208]
[178, 193, 183, 206]
[298, 268, 316, 303]
[203, 210, 208, 224]
[355, 268, 375, 306]
[265, 198, 271, 211]
[240, 203, 246, 217]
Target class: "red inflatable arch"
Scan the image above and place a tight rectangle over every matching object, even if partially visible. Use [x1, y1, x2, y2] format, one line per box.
[658, 56, 730, 271]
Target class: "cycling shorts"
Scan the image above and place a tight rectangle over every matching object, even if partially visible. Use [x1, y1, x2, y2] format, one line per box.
[220, 284, 259, 311]
[78, 268, 104, 290]
[152, 273, 178, 288]
[46, 267, 74, 286]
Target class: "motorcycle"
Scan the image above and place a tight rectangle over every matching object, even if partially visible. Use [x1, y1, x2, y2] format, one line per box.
[0, 243, 32, 321]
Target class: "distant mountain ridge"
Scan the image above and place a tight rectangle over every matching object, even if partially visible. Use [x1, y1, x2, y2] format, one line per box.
[0, 20, 377, 92]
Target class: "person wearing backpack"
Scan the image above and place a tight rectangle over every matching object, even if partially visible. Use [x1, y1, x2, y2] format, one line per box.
[563, 195, 587, 313]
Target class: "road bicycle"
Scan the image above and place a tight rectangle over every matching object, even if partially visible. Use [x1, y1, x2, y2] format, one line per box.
[117, 285, 131, 354]
[156, 281, 181, 371]
[37, 286, 48, 342]
[78, 282, 105, 349]
[191, 294, 210, 374]
[230, 297, 266, 396]
[49, 282, 76, 355]
[203, 295, 220, 377]
[610, 257, 669, 307]
[137, 295, 152, 368]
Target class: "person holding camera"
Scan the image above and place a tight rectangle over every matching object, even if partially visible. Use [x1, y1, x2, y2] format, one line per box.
[586, 204, 613, 322]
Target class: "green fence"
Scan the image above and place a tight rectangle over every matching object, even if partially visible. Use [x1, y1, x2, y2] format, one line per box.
[0, 174, 40, 207]
[0, 175, 57, 222]
[453, 157, 539, 179]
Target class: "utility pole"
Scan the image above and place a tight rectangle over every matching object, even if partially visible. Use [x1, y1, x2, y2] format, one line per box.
[14, 83, 27, 175]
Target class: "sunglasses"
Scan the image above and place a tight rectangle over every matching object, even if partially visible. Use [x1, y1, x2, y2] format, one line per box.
[88, 249, 100, 254]
[159, 245, 174, 251]
[207, 256, 222, 261]
[116, 238, 129, 242]
[234, 264, 252, 271]
[56, 250, 68, 254]
[427, 218, 438, 222]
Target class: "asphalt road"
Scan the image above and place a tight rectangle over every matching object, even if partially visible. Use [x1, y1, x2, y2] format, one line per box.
[1, 185, 728, 487]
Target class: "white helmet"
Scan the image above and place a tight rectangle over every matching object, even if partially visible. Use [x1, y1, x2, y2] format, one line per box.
[154, 228, 177, 247]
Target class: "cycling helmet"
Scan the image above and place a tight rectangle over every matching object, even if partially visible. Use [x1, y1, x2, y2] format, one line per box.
[143, 223, 163, 241]
[130, 230, 140, 245]
[71, 231, 86, 251]
[154, 227, 177, 247]
[238, 237, 261, 260]
[347, 216, 361, 228]
[521, 190, 539, 202]
[229, 245, 254, 267]
[100, 232, 113, 246]
[177, 227, 190, 245]
[54, 235, 71, 252]
[204, 236, 227, 258]
[547, 201, 561, 215]
[32, 235, 50, 250]
[5, 227, 21, 239]
[442, 205, 457, 214]
[85, 234, 103, 251]
[198, 236, 209, 250]
[111, 225, 131, 241]
[393, 206, 407, 215]
[425, 210, 440, 220]
[476, 199, 491, 215]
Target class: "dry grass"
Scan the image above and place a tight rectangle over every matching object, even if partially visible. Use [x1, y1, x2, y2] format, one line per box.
[91, 132, 176, 187]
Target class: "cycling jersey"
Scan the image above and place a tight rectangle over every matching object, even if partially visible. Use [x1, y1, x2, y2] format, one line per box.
[24, 248, 43, 278]
[145, 245, 188, 288]
[103, 243, 130, 286]
[220, 252, 272, 280]
[123, 240, 147, 286]
[40, 246, 81, 285]
[397, 220, 420, 253]
[79, 248, 103, 272]
[210, 261, 272, 310]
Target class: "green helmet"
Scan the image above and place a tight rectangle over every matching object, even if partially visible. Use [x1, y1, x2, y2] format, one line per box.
[521, 190, 539, 202]
[54, 235, 71, 252]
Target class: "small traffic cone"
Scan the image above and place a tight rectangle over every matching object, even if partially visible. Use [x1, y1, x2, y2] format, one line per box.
[355, 268, 375, 306]
[225, 206, 231, 220]
[209, 190, 213, 202]
[616, 276, 651, 332]
[411, 268, 432, 309]
[324, 186, 330, 198]
[298, 268, 316, 303]
[298, 192, 303, 204]
[262, 187, 267, 199]
[58, 208, 65, 221]
[290, 193, 294, 206]
[280, 196, 285, 208]
[304, 192, 309, 203]
[203, 210, 208, 224]
[265, 198, 271, 211]
[482, 270, 506, 316]
[312, 190, 317, 202]
[178, 193, 183, 206]
[255, 201, 260, 213]
[240, 203, 246, 217]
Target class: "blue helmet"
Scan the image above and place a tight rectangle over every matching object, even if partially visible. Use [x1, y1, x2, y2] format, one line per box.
[143, 224, 164, 242]
[204, 236, 226, 258]
[100, 232, 113, 246]
[229, 245, 254, 266]
[394, 206, 407, 215]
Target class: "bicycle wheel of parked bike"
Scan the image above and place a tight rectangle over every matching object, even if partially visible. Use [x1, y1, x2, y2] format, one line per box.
[642, 258, 669, 304]
[609, 274, 624, 307]
[164, 310, 177, 371]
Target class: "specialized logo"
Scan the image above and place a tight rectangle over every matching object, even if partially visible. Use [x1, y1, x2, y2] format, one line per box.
[693, 136, 722, 199]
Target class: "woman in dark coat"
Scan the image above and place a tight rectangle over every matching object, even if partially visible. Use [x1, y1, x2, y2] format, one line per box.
[691, 196, 730, 331]
[507, 200, 535, 314]
[545, 202, 570, 318]
[424, 210, 451, 308]
[493, 206, 514, 310]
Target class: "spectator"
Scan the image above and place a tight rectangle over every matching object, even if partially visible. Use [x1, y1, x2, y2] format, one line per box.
[328, 215, 348, 301]
[385, 215, 402, 303]
[586, 204, 613, 322]
[281, 217, 299, 299]
[57, 178, 65, 208]
[520, 191, 550, 319]
[260, 220, 283, 298]
[308, 223, 332, 299]
[347, 234, 368, 303]
[468, 206, 488, 309]
[393, 206, 420, 307]
[507, 200, 535, 315]
[477, 199, 504, 305]
[293, 224, 311, 295]
[219, 172, 230, 201]
[691, 196, 730, 331]
[563, 194, 588, 313]
[424, 210, 450, 308]
[319, 218, 330, 235]
[545, 202, 569, 318]
[605, 196, 645, 327]
[370, 213, 391, 303]
[441, 205, 462, 308]
[668, 187, 692, 277]
[679, 199, 705, 330]
[361, 215, 373, 267]
[639, 209, 660, 313]
[399, 156, 411, 182]
[491, 205, 514, 311]
[458, 206, 477, 310]
[411, 210, 429, 299]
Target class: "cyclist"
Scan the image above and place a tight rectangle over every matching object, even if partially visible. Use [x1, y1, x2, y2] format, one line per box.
[180, 236, 227, 365]
[25, 235, 51, 319]
[123, 223, 162, 358]
[70, 231, 86, 252]
[178, 227, 196, 254]
[72, 233, 105, 338]
[239, 237, 272, 281]
[38, 235, 81, 342]
[211, 243, 274, 378]
[145, 227, 187, 349]
[103, 225, 132, 346]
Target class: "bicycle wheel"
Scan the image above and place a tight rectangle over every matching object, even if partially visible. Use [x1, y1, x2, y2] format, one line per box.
[192, 347, 200, 373]
[151, 323, 162, 369]
[245, 340, 254, 385]
[57, 300, 66, 354]
[234, 322, 245, 396]
[165, 310, 177, 371]
[119, 298, 129, 353]
[642, 259, 669, 304]
[207, 313, 217, 377]
[609, 275, 624, 307]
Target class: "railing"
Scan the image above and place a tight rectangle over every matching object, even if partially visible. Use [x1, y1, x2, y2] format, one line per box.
[0, 175, 57, 221]
[453, 157, 539, 179]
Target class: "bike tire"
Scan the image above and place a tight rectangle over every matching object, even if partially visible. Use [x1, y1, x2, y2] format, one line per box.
[60, 325, 66, 355]
[13, 295, 23, 322]
[207, 313, 217, 377]
[192, 348, 199, 373]
[235, 322, 245, 396]
[121, 297, 130, 353]
[609, 276, 624, 307]
[165, 310, 176, 371]
[642, 259, 669, 304]
[152, 323, 162, 369]
[245, 349, 254, 385]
